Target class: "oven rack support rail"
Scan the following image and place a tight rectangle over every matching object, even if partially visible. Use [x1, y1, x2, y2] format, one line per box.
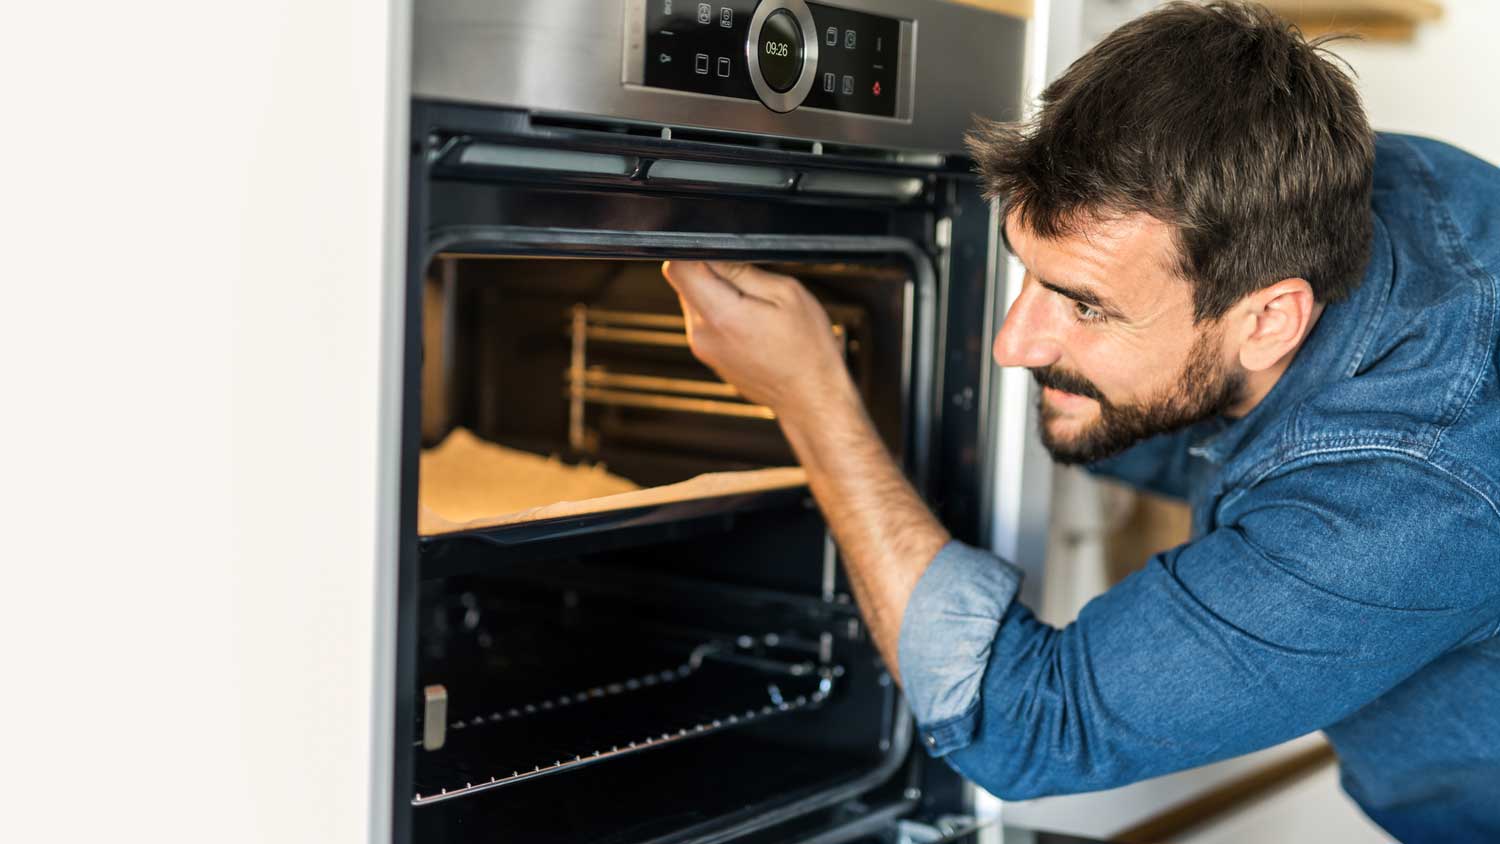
[412, 636, 840, 806]
[416, 637, 823, 749]
[412, 684, 831, 806]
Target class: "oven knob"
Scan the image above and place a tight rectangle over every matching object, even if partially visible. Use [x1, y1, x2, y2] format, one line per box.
[746, 0, 819, 113]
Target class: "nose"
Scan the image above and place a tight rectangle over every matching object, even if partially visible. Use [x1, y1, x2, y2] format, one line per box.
[992, 276, 1064, 369]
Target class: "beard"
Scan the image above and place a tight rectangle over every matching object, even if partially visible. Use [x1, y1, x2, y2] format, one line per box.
[1032, 327, 1245, 466]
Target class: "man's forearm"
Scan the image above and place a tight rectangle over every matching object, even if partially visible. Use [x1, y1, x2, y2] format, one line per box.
[778, 376, 950, 683]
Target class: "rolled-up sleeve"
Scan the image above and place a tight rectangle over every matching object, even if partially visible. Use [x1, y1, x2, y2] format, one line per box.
[897, 539, 1023, 756]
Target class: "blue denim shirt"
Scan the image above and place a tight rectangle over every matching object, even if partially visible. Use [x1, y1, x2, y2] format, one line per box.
[898, 134, 1500, 843]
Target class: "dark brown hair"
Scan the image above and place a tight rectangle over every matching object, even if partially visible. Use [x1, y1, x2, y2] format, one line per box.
[969, 1, 1375, 321]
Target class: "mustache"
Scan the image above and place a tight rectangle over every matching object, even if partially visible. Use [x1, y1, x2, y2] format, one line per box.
[1030, 365, 1105, 401]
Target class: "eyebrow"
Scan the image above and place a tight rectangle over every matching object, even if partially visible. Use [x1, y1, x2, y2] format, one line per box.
[1001, 219, 1129, 321]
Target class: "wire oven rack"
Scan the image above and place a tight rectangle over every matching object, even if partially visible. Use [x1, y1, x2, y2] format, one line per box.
[564, 305, 848, 454]
[413, 635, 840, 806]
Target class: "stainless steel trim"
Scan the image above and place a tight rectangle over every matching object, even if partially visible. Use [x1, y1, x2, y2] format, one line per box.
[895, 18, 917, 124]
[988, 233, 1052, 609]
[623, 0, 646, 86]
[974, 199, 1001, 545]
[745, 0, 819, 113]
[372, 2, 412, 840]
[415, 0, 1027, 154]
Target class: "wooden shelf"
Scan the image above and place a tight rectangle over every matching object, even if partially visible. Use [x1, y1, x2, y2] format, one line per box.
[1261, 0, 1443, 42]
[944, 0, 1033, 21]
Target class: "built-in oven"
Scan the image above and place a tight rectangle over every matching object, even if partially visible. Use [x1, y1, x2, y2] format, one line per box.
[394, 1, 1028, 842]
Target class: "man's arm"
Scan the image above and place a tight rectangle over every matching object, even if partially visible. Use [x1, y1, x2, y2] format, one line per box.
[778, 373, 948, 680]
[921, 450, 1500, 798]
[661, 260, 947, 678]
[662, 261, 1500, 802]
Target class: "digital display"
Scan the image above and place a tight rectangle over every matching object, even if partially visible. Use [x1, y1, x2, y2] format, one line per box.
[803, 2, 901, 117]
[758, 9, 803, 92]
[641, 0, 903, 118]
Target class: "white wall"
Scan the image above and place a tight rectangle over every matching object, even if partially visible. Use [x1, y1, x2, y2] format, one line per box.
[0, 1, 408, 842]
[1328, 0, 1500, 165]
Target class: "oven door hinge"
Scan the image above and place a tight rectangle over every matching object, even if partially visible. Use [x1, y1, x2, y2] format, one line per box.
[934, 217, 953, 251]
[894, 815, 986, 844]
[422, 684, 449, 751]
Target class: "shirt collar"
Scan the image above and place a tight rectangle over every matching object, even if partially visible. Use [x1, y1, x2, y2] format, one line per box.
[1187, 214, 1396, 465]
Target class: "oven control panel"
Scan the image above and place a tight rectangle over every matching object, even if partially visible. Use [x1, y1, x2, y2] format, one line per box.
[635, 0, 906, 117]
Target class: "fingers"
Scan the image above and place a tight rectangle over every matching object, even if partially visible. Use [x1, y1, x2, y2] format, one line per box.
[661, 260, 748, 320]
[705, 261, 794, 303]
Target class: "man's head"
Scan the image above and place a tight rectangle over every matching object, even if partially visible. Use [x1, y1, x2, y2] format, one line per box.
[970, 1, 1374, 464]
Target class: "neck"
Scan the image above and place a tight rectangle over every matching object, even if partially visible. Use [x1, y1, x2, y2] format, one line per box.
[1224, 303, 1326, 419]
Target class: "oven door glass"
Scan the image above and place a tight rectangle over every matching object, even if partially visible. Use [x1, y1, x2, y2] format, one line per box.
[406, 237, 940, 844]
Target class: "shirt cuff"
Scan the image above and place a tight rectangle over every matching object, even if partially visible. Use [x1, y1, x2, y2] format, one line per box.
[897, 539, 1023, 757]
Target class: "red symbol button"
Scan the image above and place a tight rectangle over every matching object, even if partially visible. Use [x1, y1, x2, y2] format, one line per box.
[872, 80, 882, 96]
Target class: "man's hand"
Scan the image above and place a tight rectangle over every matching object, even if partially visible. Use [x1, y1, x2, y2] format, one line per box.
[662, 260, 950, 681]
[660, 260, 853, 423]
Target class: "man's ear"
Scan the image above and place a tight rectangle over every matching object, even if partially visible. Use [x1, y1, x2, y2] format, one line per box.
[1234, 278, 1319, 373]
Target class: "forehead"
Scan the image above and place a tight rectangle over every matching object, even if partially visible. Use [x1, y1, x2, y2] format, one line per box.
[1006, 208, 1193, 319]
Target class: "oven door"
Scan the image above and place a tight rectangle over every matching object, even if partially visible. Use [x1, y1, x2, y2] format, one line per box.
[391, 105, 1004, 844]
[403, 228, 934, 842]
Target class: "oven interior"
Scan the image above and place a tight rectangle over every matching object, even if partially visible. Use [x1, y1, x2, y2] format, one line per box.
[410, 253, 925, 843]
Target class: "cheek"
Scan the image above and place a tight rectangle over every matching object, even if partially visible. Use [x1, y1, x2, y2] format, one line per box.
[1062, 328, 1129, 397]
[1067, 325, 1187, 401]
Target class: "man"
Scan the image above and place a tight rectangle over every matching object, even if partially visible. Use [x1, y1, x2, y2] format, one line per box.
[662, 2, 1500, 841]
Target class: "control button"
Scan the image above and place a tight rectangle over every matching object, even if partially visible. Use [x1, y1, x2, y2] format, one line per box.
[825, 26, 837, 46]
[659, 52, 673, 64]
[844, 29, 856, 49]
[720, 6, 733, 27]
[663, 0, 673, 14]
[823, 72, 835, 92]
[697, 2, 711, 24]
[756, 8, 804, 93]
[717, 56, 731, 77]
[695, 53, 710, 75]
[745, 0, 817, 113]
[841, 74, 853, 95]
[872, 80, 881, 96]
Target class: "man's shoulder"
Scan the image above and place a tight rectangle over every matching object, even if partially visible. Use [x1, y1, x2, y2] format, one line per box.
[1302, 134, 1500, 492]
[1373, 133, 1500, 270]
[1255, 391, 1500, 516]
[1373, 132, 1500, 193]
[1219, 423, 1500, 614]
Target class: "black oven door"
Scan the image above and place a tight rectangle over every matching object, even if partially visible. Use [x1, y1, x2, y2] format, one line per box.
[391, 103, 1002, 844]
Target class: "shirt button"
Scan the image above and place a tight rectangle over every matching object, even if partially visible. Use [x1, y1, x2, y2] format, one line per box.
[926, 734, 937, 747]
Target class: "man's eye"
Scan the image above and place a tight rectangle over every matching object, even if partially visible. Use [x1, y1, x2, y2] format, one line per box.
[1073, 300, 1105, 323]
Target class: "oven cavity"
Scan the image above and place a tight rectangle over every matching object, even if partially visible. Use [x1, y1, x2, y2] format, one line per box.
[417, 256, 910, 534]
[408, 252, 919, 842]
